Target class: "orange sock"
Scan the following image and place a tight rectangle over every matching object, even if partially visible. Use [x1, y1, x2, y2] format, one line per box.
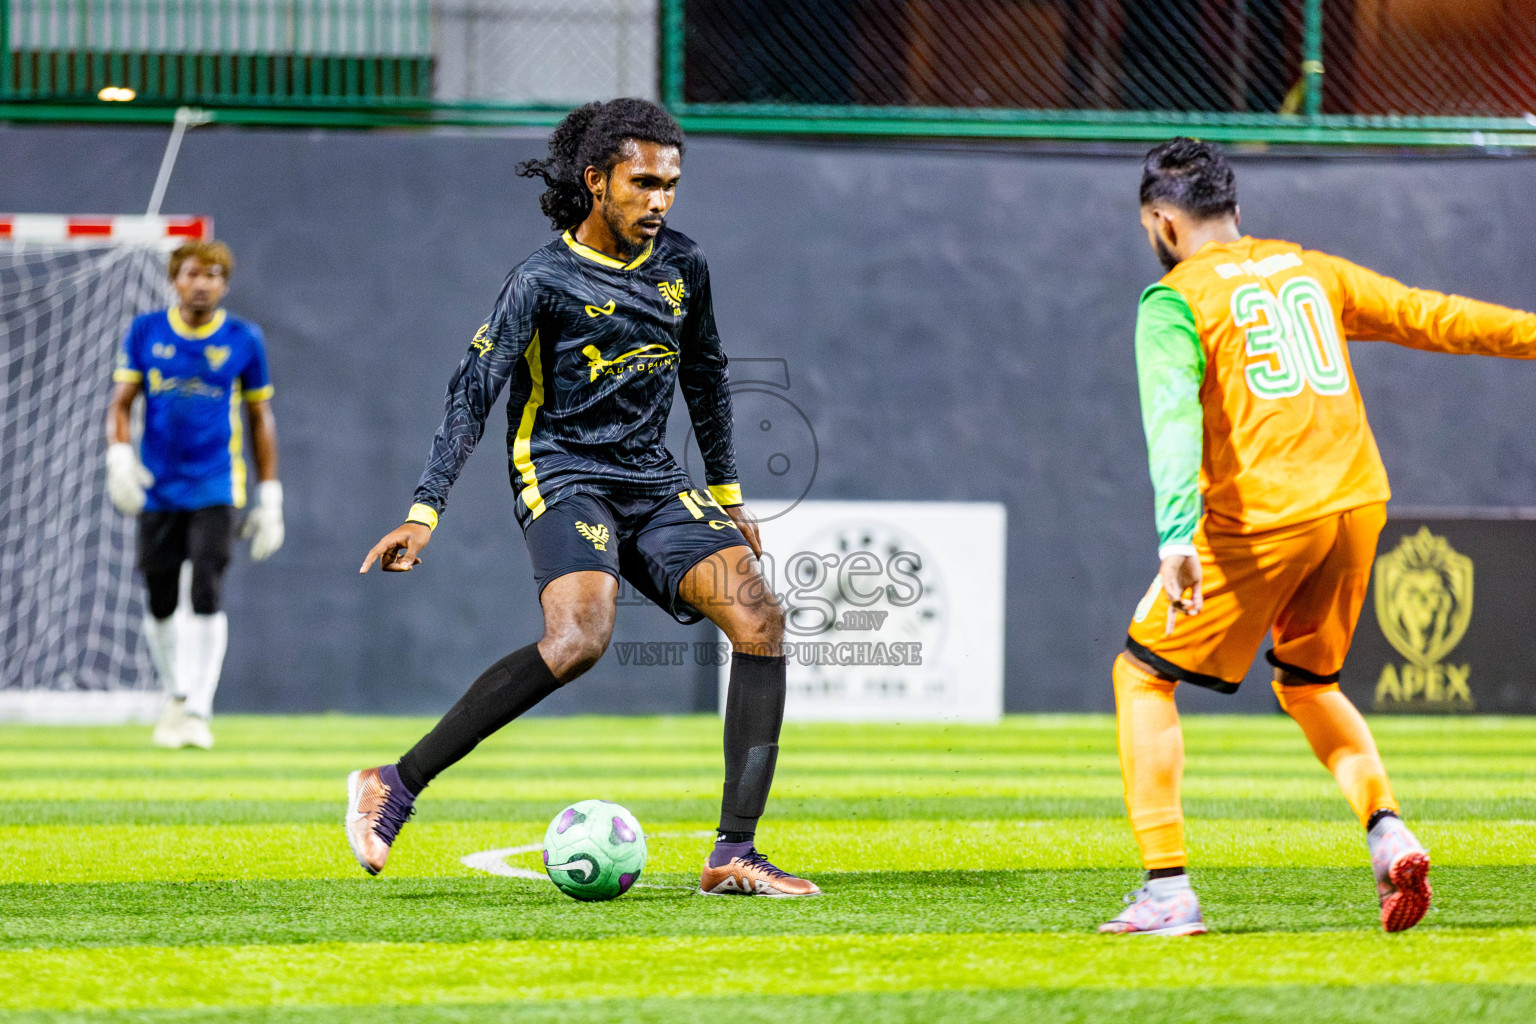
[1112, 654, 1186, 870]
[1272, 681, 1398, 828]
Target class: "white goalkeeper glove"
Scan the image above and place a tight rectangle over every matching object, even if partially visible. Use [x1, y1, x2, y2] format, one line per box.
[105, 442, 153, 515]
[242, 480, 285, 561]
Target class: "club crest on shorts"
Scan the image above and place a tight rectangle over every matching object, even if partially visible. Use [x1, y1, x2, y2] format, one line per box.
[575, 521, 610, 551]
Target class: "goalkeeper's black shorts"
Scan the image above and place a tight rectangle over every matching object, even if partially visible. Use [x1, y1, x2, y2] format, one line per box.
[138, 505, 235, 575]
[522, 489, 746, 624]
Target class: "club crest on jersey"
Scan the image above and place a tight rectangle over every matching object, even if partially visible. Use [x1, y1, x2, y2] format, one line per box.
[203, 345, 231, 371]
[580, 343, 678, 382]
[575, 521, 610, 551]
[470, 323, 493, 356]
[657, 278, 685, 316]
[584, 300, 617, 318]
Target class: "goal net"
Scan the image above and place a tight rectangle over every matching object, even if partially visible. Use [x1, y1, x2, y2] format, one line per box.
[0, 216, 210, 723]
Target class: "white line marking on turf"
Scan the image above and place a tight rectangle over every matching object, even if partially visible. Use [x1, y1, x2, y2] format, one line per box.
[461, 843, 547, 882]
[461, 831, 711, 891]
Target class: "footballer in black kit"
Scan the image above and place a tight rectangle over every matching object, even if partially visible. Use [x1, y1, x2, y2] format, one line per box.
[411, 225, 744, 622]
[347, 97, 820, 898]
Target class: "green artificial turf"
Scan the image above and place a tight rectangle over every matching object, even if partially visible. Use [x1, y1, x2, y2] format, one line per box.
[1, 714, 1533, 1021]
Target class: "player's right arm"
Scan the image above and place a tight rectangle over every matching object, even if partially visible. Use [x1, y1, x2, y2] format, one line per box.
[361, 269, 539, 574]
[1135, 284, 1208, 622]
[104, 319, 152, 515]
[1331, 256, 1536, 357]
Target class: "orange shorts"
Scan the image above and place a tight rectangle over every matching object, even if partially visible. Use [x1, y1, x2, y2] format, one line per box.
[1126, 503, 1387, 692]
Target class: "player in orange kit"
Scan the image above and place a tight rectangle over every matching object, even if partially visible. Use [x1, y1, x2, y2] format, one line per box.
[1101, 138, 1536, 935]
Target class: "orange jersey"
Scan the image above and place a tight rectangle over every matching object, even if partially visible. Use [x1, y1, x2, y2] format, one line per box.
[1136, 237, 1536, 545]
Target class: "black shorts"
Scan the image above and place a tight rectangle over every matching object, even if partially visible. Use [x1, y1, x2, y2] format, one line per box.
[138, 506, 236, 575]
[523, 489, 748, 624]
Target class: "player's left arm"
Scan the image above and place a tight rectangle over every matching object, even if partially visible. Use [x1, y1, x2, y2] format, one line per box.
[677, 254, 760, 557]
[238, 329, 284, 561]
[1331, 255, 1536, 357]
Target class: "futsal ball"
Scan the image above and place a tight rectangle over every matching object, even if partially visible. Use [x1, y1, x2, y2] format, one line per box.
[542, 799, 647, 901]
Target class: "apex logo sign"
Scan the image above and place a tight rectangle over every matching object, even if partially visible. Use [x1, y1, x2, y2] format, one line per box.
[1372, 527, 1474, 710]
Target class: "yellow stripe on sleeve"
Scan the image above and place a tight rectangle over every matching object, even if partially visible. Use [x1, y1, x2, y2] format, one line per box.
[406, 504, 439, 531]
[113, 369, 143, 383]
[709, 483, 743, 507]
[243, 385, 274, 403]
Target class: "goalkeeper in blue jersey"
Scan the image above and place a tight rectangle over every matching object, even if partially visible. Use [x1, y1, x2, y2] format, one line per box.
[104, 240, 283, 750]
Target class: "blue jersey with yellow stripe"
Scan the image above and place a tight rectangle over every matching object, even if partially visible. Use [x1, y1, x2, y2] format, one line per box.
[114, 308, 273, 511]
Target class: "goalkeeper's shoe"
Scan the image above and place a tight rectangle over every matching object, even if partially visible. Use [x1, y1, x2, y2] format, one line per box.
[151, 697, 187, 748]
[699, 848, 820, 897]
[180, 714, 214, 751]
[1370, 815, 1432, 933]
[345, 765, 416, 875]
[1099, 879, 1207, 935]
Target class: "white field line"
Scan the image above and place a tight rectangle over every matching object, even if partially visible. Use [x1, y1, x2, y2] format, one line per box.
[461, 831, 712, 891]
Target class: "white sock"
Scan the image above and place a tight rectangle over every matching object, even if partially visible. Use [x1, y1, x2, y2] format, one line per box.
[143, 614, 180, 696]
[173, 611, 198, 704]
[1146, 874, 1192, 901]
[1368, 814, 1405, 843]
[182, 612, 228, 720]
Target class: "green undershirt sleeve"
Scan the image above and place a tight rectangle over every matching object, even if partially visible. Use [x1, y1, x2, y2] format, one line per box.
[1134, 284, 1206, 556]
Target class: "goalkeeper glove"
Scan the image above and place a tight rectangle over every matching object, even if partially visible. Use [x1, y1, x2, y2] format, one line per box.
[242, 480, 285, 561]
[105, 442, 153, 515]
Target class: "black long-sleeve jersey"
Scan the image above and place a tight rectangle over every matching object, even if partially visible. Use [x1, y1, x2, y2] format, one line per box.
[409, 227, 741, 529]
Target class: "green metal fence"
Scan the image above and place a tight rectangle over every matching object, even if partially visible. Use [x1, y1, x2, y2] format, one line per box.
[2, 0, 433, 107]
[4, 0, 1536, 147]
[662, 0, 1536, 147]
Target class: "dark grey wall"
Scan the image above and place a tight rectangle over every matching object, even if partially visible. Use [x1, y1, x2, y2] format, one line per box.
[4, 124, 1534, 714]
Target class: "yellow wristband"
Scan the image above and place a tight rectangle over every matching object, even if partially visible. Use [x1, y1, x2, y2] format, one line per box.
[709, 483, 743, 507]
[405, 503, 439, 531]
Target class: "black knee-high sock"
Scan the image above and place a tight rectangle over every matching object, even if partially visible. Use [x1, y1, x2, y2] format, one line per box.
[396, 643, 560, 795]
[718, 651, 787, 836]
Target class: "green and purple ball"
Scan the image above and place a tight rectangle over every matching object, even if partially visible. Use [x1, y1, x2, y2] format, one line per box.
[541, 799, 647, 901]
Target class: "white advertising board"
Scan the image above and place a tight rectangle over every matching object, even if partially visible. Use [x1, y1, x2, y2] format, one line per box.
[719, 501, 1006, 722]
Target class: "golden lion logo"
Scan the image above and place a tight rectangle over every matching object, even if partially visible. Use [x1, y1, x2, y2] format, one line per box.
[203, 345, 231, 371]
[1373, 527, 1474, 708]
[575, 521, 610, 552]
[1375, 527, 1473, 667]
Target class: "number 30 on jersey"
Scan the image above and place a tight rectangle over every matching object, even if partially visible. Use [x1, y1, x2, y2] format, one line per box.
[1232, 275, 1350, 399]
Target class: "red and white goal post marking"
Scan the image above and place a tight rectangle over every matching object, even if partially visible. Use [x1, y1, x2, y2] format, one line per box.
[0, 215, 211, 248]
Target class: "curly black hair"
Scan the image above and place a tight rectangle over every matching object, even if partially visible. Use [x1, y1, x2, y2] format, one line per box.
[1140, 137, 1238, 220]
[515, 98, 686, 232]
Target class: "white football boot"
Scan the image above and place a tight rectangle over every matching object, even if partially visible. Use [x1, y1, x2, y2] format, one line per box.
[1099, 874, 1208, 935]
[151, 697, 187, 748]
